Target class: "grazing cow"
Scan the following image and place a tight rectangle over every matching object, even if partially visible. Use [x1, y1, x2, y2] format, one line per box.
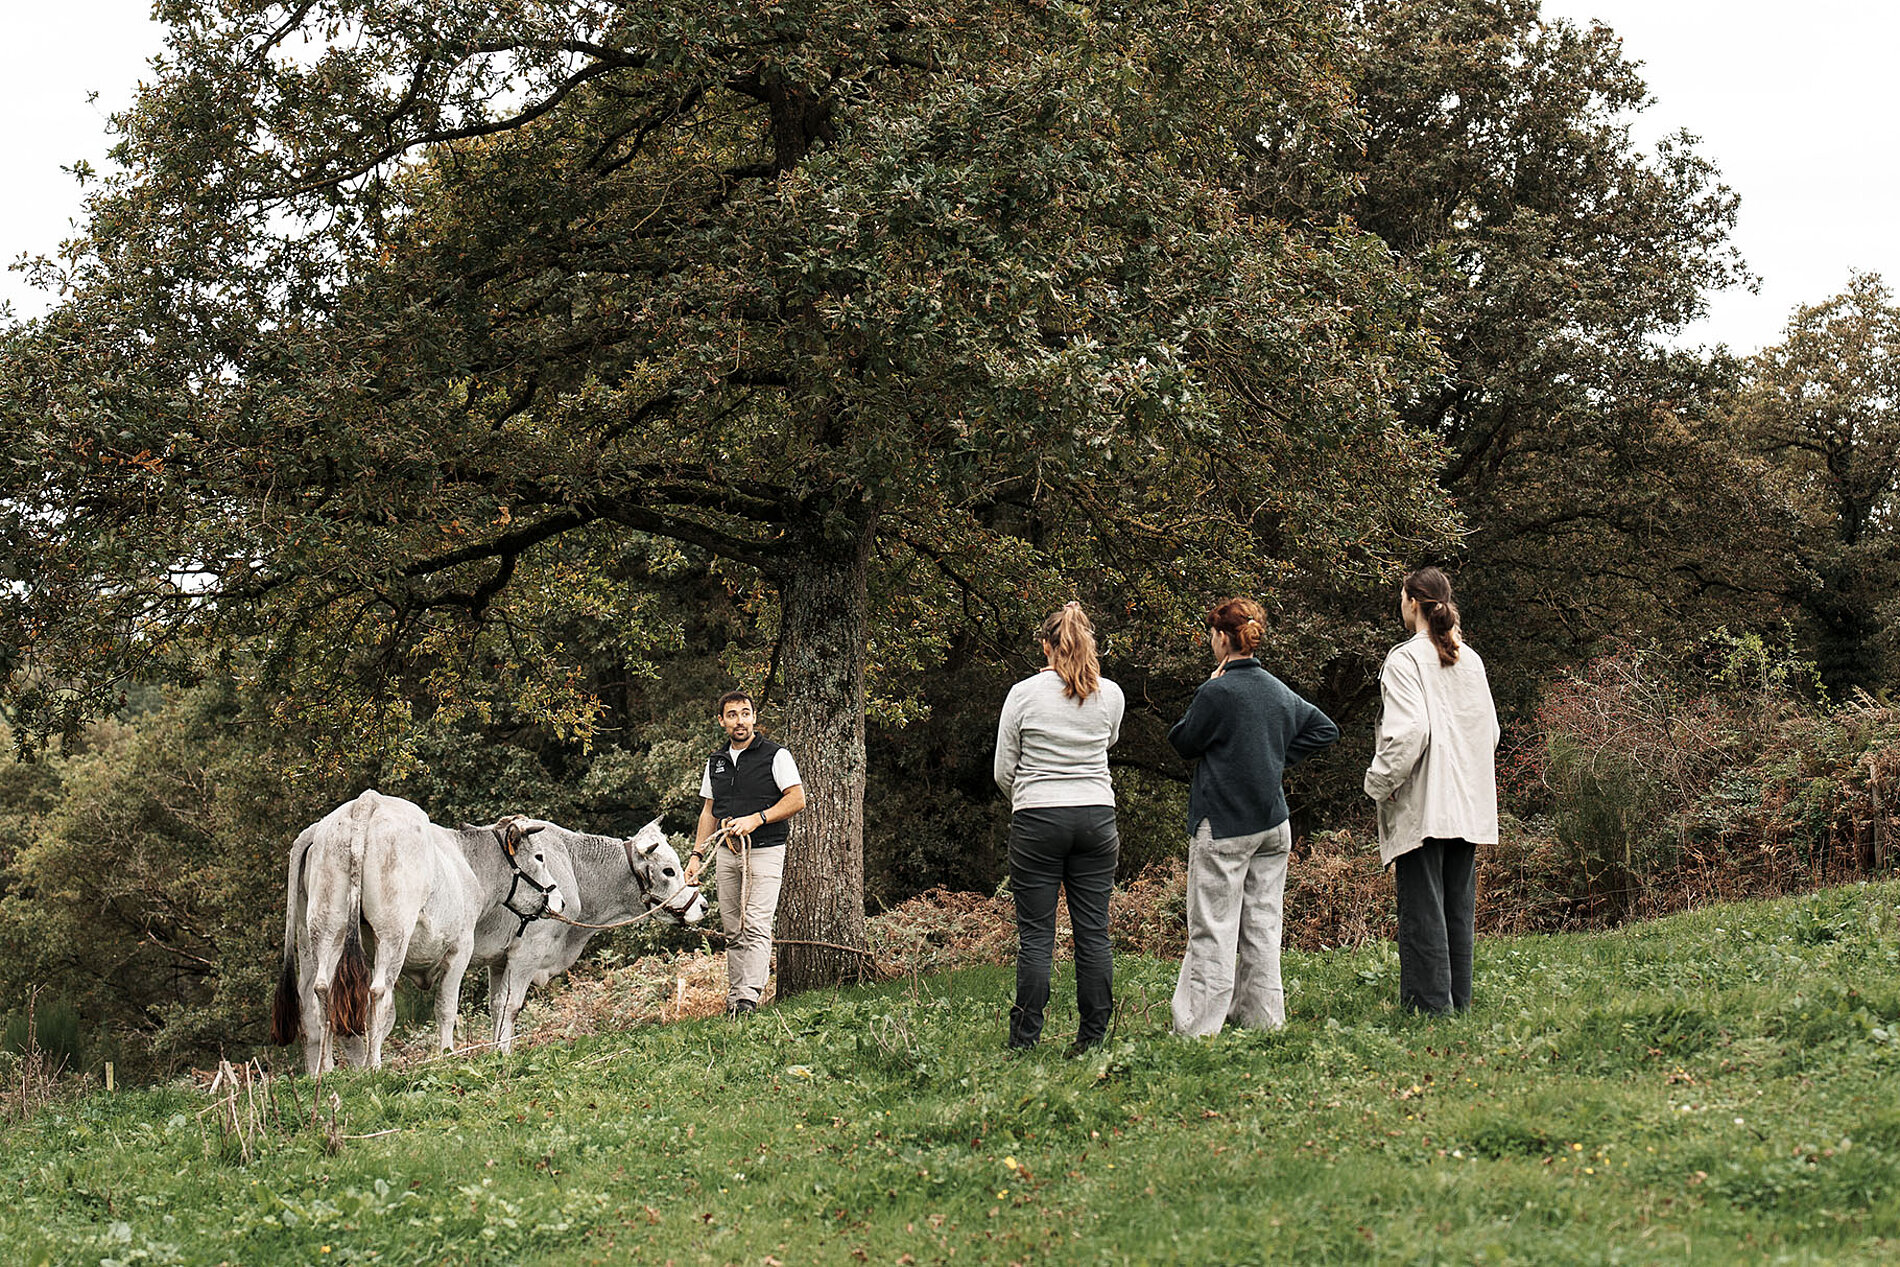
[270, 790, 567, 1073]
[473, 818, 707, 1052]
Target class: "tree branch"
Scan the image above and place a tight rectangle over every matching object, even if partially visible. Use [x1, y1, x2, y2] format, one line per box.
[599, 504, 781, 571]
[401, 506, 600, 579]
[280, 54, 647, 198]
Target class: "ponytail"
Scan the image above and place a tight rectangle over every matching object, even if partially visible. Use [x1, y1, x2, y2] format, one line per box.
[1207, 597, 1266, 656]
[1036, 601, 1101, 702]
[1403, 567, 1461, 667]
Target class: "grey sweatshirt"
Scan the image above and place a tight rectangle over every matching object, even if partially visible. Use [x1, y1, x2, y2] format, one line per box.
[993, 670, 1126, 810]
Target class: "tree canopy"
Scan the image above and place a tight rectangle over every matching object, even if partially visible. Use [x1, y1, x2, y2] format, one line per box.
[1305, 0, 1769, 698]
[1734, 272, 1900, 693]
[2, 0, 1457, 988]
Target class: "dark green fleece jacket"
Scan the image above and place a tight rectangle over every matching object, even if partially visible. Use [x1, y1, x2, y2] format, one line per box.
[1167, 658, 1339, 837]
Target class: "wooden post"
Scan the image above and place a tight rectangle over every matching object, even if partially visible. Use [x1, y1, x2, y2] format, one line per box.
[1869, 778, 1884, 877]
[104, 1062, 114, 1093]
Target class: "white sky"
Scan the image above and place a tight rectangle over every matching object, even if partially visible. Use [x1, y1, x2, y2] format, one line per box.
[2, 2, 1895, 354]
[1539, 0, 1900, 352]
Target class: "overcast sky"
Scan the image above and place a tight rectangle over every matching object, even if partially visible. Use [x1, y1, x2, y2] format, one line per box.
[1539, 0, 1900, 352]
[3, 1, 1895, 354]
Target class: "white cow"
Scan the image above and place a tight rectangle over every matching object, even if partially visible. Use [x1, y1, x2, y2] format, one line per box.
[472, 818, 707, 1052]
[271, 790, 566, 1073]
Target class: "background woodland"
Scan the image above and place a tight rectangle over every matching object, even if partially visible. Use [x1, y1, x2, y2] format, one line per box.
[2, 0, 1897, 1078]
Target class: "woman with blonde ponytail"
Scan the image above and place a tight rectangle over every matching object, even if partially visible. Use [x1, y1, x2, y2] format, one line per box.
[1167, 598, 1338, 1035]
[993, 602, 1125, 1055]
[1364, 567, 1500, 1015]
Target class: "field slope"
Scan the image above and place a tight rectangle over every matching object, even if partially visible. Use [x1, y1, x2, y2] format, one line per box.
[7, 883, 1900, 1265]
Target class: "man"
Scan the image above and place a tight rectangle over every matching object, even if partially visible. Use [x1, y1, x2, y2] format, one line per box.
[687, 690, 807, 1016]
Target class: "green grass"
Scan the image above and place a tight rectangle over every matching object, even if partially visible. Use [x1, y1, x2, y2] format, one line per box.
[9, 883, 1900, 1265]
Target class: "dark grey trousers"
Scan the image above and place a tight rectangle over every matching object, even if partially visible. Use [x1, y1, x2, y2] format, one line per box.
[1008, 805, 1119, 1048]
[1393, 837, 1477, 1014]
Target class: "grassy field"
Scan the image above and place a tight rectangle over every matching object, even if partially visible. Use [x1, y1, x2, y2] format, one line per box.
[7, 882, 1900, 1265]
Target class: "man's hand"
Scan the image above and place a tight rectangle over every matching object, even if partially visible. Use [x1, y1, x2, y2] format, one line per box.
[685, 848, 706, 886]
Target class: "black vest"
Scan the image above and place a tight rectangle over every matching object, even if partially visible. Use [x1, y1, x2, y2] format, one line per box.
[707, 737, 792, 848]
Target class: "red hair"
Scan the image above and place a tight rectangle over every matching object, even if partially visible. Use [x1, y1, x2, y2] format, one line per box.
[1207, 598, 1266, 656]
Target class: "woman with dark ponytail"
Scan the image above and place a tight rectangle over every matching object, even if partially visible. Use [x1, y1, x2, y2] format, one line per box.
[994, 602, 1125, 1055]
[1167, 598, 1338, 1035]
[1364, 567, 1500, 1015]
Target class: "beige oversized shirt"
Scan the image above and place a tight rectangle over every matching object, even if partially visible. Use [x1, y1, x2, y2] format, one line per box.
[1364, 631, 1501, 865]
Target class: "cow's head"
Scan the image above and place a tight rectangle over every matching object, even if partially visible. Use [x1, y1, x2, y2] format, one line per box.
[495, 816, 567, 920]
[621, 818, 707, 925]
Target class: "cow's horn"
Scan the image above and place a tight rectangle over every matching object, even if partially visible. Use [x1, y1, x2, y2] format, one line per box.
[637, 818, 663, 856]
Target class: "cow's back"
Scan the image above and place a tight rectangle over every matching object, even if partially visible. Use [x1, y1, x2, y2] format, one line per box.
[352, 793, 477, 970]
[354, 792, 438, 925]
[303, 790, 390, 929]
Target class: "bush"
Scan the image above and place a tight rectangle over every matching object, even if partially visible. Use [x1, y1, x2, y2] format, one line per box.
[1520, 635, 1900, 923]
[2, 996, 83, 1069]
[1532, 645, 1745, 913]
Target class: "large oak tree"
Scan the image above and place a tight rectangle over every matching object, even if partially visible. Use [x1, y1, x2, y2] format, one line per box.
[3, 0, 1455, 990]
[1735, 273, 1900, 693]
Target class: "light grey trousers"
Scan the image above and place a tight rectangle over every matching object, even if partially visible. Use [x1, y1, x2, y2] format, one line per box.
[715, 842, 785, 1005]
[1171, 819, 1292, 1036]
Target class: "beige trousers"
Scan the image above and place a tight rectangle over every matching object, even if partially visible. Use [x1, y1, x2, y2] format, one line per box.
[1171, 819, 1292, 1036]
[715, 842, 785, 1005]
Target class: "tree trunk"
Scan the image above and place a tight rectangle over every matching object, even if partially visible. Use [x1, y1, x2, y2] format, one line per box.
[771, 518, 875, 995]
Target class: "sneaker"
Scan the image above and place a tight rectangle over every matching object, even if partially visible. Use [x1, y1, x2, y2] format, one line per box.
[1064, 1038, 1102, 1059]
[725, 999, 758, 1018]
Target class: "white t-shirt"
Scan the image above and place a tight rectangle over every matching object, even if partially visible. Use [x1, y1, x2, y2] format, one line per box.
[700, 744, 803, 800]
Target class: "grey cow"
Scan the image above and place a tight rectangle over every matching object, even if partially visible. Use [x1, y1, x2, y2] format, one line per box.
[272, 790, 567, 1073]
[472, 818, 707, 1052]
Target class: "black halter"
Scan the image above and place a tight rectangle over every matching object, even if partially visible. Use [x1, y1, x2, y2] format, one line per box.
[495, 828, 559, 937]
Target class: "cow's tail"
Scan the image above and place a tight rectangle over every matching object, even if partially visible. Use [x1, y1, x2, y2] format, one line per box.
[326, 795, 375, 1038]
[269, 834, 313, 1045]
[329, 924, 370, 1037]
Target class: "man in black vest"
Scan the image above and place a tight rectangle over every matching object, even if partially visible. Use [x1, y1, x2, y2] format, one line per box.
[687, 690, 807, 1016]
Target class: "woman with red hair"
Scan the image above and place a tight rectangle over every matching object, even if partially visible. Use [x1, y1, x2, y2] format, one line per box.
[1167, 597, 1338, 1035]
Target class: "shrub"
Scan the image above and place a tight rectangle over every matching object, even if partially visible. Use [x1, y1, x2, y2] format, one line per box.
[1532, 645, 1743, 913]
[2, 995, 82, 1068]
[1521, 636, 1900, 923]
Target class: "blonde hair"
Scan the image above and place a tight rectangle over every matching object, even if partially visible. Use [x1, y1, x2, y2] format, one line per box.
[1037, 602, 1101, 702]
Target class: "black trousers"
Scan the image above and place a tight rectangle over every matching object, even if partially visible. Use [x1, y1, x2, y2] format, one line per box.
[1393, 837, 1477, 1014]
[1008, 805, 1119, 1047]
